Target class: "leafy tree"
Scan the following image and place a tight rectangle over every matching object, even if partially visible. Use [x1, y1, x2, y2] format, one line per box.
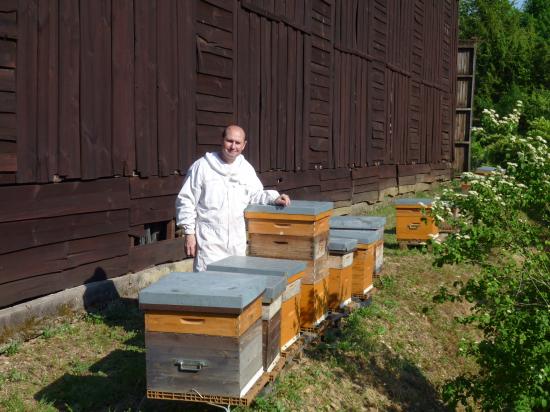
[459, 0, 549, 117]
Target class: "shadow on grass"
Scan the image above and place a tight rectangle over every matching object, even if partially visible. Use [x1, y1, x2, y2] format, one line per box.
[305, 306, 450, 412]
[34, 348, 221, 411]
[309, 344, 449, 412]
[34, 297, 222, 411]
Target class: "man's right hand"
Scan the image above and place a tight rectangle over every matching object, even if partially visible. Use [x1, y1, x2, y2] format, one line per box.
[185, 234, 197, 257]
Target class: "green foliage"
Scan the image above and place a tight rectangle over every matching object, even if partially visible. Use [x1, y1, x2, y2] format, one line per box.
[470, 102, 550, 222]
[459, 0, 549, 117]
[522, 89, 550, 127]
[430, 106, 550, 410]
[1, 340, 21, 356]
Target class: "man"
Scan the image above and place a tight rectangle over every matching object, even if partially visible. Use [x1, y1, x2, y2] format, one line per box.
[176, 125, 291, 271]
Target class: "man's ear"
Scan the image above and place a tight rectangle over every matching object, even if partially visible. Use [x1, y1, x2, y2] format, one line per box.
[242, 140, 247, 150]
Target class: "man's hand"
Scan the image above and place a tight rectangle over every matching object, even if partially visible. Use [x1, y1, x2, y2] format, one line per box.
[185, 234, 197, 257]
[274, 194, 291, 207]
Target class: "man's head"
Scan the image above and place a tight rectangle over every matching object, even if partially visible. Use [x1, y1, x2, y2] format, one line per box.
[221, 125, 247, 164]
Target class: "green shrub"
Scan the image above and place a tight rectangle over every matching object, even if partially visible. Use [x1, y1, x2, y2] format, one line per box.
[430, 109, 550, 410]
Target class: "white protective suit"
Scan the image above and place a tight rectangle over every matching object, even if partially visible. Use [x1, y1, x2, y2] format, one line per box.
[176, 152, 279, 271]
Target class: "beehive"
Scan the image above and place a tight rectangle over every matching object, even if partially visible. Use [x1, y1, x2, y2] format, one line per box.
[330, 229, 378, 296]
[330, 216, 386, 274]
[394, 198, 438, 241]
[475, 166, 499, 176]
[245, 201, 333, 328]
[208, 256, 306, 352]
[139, 271, 265, 398]
[327, 237, 356, 310]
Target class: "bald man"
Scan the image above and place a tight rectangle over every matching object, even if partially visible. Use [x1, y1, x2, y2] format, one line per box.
[176, 125, 290, 271]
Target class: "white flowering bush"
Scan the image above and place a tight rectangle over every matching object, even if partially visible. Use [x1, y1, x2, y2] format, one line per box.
[471, 101, 550, 223]
[430, 102, 550, 410]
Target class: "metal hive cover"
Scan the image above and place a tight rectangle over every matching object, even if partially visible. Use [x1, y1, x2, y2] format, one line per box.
[330, 215, 386, 230]
[208, 256, 307, 281]
[245, 200, 333, 215]
[328, 237, 358, 252]
[330, 229, 379, 245]
[138, 271, 267, 311]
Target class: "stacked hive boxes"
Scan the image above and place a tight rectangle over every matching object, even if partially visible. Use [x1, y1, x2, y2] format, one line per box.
[330, 216, 386, 274]
[245, 200, 333, 329]
[330, 229, 378, 296]
[327, 237, 356, 310]
[139, 272, 266, 398]
[394, 198, 438, 242]
[208, 256, 306, 353]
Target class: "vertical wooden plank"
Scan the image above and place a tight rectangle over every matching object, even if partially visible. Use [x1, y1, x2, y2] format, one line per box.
[16, 0, 38, 183]
[157, 0, 178, 176]
[302, 24, 311, 170]
[334, 0, 341, 47]
[341, 53, 349, 167]
[135, 0, 157, 177]
[112, 0, 135, 176]
[80, 0, 112, 180]
[286, 28, 296, 171]
[295, 31, 304, 171]
[270, 19, 278, 170]
[360, 58, 368, 166]
[332, 50, 341, 168]
[327, 0, 334, 169]
[249, 12, 261, 169]
[177, 0, 196, 172]
[276, 22, 287, 169]
[36, 0, 59, 182]
[353, 56, 360, 168]
[260, 16, 271, 172]
[58, 0, 80, 179]
[237, 8, 250, 137]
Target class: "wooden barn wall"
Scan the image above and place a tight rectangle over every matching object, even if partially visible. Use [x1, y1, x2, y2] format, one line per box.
[0, 0, 458, 308]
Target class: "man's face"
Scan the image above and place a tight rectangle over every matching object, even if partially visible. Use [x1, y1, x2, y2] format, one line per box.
[221, 127, 247, 163]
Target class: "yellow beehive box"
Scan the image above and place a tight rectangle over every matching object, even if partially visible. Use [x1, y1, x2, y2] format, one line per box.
[395, 198, 438, 241]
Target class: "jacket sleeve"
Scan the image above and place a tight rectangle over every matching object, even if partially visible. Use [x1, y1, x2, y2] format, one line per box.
[176, 161, 202, 235]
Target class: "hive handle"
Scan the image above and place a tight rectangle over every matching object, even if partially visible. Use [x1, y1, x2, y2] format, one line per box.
[175, 359, 207, 373]
[180, 318, 205, 325]
[273, 223, 291, 228]
[408, 223, 420, 230]
[273, 240, 288, 245]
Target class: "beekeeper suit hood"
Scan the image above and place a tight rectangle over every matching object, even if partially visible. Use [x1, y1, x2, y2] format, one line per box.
[176, 151, 279, 271]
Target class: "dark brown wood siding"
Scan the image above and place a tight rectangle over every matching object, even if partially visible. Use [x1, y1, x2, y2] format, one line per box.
[0, 0, 458, 308]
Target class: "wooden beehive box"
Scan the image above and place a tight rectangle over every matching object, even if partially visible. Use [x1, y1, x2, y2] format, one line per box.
[327, 237, 356, 310]
[245, 201, 333, 329]
[330, 230, 378, 296]
[139, 271, 265, 398]
[330, 216, 386, 274]
[280, 278, 301, 350]
[394, 198, 438, 241]
[208, 256, 306, 355]
[246, 200, 333, 276]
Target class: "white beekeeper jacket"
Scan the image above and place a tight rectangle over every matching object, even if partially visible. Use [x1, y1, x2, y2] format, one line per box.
[176, 152, 279, 271]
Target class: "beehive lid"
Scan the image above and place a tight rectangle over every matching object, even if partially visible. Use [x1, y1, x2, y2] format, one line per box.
[330, 229, 379, 245]
[328, 237, 358, 252]
[394, 198, 433, 207]
[208, 256, 307, 281]
[245, 200, 333, 217]
[138, 271, 266, 312]
[330, 216, 386, 230]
